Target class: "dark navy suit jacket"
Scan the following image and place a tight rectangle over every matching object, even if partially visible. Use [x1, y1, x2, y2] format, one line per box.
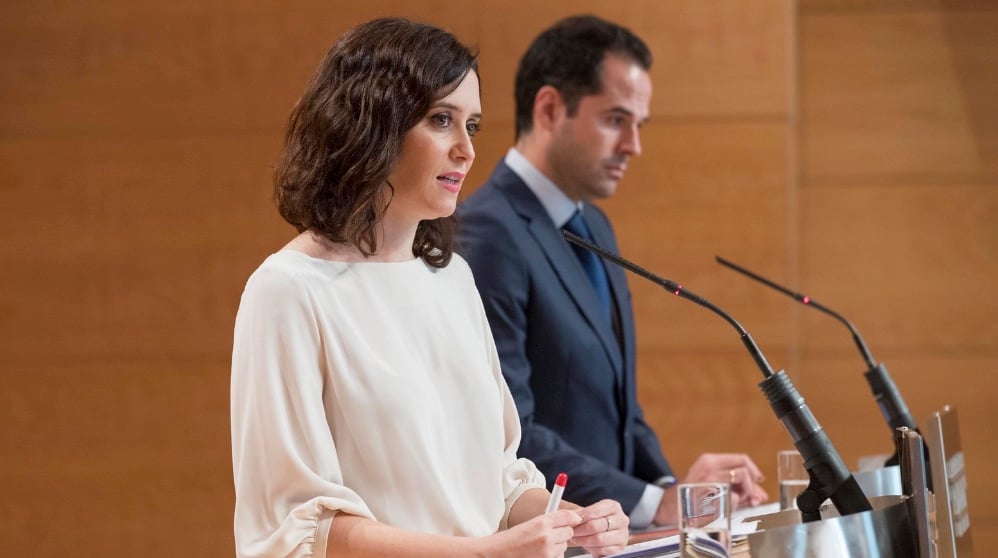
[456, 161, 672, 512]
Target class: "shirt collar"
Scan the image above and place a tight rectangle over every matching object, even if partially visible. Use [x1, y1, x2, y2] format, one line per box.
[504, 148, 582, 228]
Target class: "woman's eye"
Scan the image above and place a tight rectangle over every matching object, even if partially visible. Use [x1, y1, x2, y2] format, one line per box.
[431, 113, 452, 127]
[466, 122, 482, 137]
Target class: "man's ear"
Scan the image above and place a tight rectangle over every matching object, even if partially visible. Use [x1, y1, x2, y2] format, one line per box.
[532, 85, 566, 133]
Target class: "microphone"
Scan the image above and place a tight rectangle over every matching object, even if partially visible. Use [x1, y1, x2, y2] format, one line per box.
[563, 230, 872, 521]
[714, 256, 931, 489]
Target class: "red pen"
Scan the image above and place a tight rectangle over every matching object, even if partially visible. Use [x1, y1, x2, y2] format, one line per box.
[545, 472, 568, 514]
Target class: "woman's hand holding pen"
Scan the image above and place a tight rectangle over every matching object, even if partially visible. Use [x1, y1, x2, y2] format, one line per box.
[540, 472, 628, 556]
[480, 509, 583, 558]
[569, 499, 630, 557]
[479, 501, 627, 558]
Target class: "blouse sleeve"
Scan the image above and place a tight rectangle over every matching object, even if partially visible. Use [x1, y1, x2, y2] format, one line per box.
[479, 296, 547, 530]
[230, 266, 374, 558]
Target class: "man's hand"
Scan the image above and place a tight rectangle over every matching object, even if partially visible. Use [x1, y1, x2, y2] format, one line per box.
[653, 453, 769, 526]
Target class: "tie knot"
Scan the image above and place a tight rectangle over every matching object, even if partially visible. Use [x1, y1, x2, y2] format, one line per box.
[563, 210, 593, 240]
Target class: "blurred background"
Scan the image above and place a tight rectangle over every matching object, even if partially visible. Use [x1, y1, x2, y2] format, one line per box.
[1, 1, 994, 555]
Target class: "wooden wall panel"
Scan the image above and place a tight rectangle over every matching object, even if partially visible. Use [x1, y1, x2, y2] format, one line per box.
[473, 0, 791, 122]
[0, 136, 289, 359]
[1, 360, 232, 556]
[799, 184, 997, 352]
[801, 10, 998, 182]
[0, 0, 791, 138]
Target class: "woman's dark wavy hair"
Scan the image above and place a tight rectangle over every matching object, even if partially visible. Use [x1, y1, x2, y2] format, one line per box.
[274, 18, 478, 268]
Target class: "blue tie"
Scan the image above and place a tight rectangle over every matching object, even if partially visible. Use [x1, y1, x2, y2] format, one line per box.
[563, 210, 613, 323]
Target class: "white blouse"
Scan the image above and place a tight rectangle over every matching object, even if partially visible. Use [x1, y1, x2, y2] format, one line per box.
[230, 250, 545, 558]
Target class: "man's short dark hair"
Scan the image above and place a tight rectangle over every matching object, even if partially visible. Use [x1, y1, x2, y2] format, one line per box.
[514, 15, 651, 139]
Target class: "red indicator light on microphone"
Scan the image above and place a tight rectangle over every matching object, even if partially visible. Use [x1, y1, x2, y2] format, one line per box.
[802, 296, 811, 304]
[673, 285, 682, 295]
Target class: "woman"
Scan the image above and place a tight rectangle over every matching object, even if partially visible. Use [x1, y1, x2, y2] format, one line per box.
[231, 18, 629, 558]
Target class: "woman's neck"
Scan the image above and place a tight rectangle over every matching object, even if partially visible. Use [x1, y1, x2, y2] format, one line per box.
[373, 216, 420, 261]
[286, 222, 418, 263]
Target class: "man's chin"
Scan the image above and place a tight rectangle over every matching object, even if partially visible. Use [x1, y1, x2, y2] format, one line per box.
[593, 179, 620, 199]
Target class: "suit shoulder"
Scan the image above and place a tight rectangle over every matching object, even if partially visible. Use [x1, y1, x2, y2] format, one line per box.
[460, 181, 513, 217]
[458, 181, 521, 238]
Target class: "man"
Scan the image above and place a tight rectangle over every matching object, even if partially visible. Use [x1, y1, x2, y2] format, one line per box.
[457, 15, 768, 528]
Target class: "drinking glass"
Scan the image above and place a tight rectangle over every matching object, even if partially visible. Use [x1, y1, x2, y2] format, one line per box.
[678, 482, 731, 557]
[778, 449, 809, 511]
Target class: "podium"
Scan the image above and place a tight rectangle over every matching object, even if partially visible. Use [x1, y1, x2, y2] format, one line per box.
[585, 406, 974, 558]
[745, 495, 916, 556]
[738, 405, 973, 557]
[924, 406, 974, 557]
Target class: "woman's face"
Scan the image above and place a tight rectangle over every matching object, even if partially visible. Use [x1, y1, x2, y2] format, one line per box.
[385, 71, 481, 226]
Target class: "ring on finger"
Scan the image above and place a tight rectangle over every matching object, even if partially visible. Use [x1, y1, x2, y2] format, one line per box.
[605, 516, 612, 532]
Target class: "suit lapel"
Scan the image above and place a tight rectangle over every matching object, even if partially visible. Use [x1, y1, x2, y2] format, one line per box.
[493, 165, 624, 374]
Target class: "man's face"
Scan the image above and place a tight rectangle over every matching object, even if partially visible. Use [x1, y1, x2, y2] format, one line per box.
[547, 54, 652, 202]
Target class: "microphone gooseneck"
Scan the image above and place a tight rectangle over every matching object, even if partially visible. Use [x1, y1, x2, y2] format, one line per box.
[563, 230, 775, 379]
[715, 256, 876, 368]
[563, 230, 872, 519]
[714, 255, 929, 486]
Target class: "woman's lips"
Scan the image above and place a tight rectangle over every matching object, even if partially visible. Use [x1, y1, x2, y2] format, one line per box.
[438, 172, 465, 193]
